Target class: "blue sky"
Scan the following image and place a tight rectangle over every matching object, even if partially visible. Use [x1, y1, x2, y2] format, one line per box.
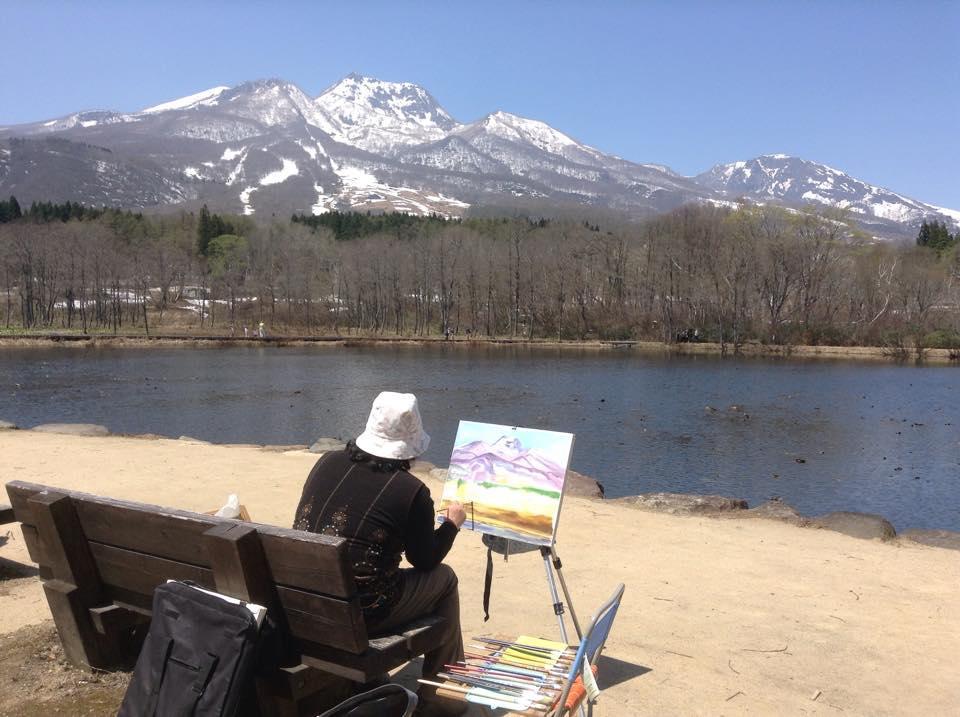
[1, 1, 957, 207]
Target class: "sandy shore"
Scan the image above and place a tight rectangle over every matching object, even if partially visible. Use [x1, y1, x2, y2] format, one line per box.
[1, 432, 958, 715]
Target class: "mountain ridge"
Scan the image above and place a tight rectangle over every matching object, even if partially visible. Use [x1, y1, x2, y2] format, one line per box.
[0, 74, 955, 240]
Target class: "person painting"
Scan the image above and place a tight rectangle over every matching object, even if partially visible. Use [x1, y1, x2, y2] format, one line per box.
[294, 391, 467, 716]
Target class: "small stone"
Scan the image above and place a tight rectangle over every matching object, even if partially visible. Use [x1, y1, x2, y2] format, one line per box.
[32, 423, 109, 437]
[309, 437, 346, 454]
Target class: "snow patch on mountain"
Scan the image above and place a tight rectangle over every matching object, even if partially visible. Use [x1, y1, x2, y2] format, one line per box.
[226, 149, 249, 186]
[931, 205, 960, 224]
[328, 161, 469, 217]
[239, 186, 257, 215]
[259, 158, 298, 186]
[141, 86, 230, 114]
[311, 183, 335, 215]
[221, 146, 246, 161]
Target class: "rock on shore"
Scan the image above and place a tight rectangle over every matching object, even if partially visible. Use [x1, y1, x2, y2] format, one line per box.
[610, 492, 748, 515]
[812, 511, 897, 541]
[32, 423, 109, 437]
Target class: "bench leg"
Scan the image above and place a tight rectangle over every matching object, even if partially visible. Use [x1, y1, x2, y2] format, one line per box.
[256, 664, 353, 717]
[29, 492, 118, 669]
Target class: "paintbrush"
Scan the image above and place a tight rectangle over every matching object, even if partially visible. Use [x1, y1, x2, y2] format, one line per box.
[474, 636, 572, 655]
[451, 661, 565, 685]
[437, 672, 555, 705]
[459, 658, 552, 678]
[468, 643, 574, 665]
[445, 665, 562, 691]
[416, 680, 549, 713]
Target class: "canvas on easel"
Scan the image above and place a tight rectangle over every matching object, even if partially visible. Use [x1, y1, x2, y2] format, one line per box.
[438, 421, 575, 547]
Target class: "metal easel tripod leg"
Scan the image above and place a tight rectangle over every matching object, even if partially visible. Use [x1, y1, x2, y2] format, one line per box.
[540, 545, 583, 643]
[541, 545, 588, 717]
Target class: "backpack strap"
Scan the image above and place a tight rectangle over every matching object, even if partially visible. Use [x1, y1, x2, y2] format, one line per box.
[145, 637, 175, 716]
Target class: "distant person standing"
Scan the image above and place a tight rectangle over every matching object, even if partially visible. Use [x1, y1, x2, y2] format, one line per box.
[257, 321, 265, 338]
[243, 326, 249, 338]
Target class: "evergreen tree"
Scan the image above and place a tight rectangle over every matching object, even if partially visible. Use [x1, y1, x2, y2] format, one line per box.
[197, 204, 214, 256]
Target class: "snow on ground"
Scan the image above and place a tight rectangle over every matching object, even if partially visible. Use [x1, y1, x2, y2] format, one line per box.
[183, 166, 201, 179]
[259, 158, 298, 185]
[142, 86, 230, 114]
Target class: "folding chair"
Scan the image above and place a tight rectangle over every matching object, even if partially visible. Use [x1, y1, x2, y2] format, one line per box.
[432, 583, 625, 716]
[317, 683, 418, 717]
[551, 583, 626, 716]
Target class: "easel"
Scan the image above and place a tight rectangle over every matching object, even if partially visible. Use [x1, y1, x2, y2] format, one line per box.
[540, 544, 582, 644]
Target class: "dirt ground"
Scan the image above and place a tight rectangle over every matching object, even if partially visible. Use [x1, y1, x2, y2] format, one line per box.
[1, 432, 959, 716]
[0, 622, 130, 716]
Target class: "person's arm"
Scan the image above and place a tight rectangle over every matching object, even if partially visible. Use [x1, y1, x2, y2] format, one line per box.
[404, 485, 461, 570]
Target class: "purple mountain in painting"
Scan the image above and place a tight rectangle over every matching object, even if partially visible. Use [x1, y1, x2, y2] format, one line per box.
[450, 436, 566, 492]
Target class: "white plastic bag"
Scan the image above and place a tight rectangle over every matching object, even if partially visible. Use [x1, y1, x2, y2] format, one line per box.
[214, 493, 241, 519]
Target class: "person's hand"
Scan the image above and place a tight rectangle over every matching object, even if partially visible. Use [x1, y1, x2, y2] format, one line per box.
[444, 501, 467, 529]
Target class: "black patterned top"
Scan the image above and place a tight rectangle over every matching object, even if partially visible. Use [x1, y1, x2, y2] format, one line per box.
[294, 447, 459, 623]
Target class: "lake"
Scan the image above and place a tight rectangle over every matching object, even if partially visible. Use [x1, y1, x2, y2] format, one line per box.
[0, 344, 957, 531]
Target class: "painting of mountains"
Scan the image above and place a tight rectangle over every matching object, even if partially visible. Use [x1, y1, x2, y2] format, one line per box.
[439, 421, 575, 545]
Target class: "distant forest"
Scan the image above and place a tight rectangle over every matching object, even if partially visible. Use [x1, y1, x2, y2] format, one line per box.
[1, 194, 958, 354]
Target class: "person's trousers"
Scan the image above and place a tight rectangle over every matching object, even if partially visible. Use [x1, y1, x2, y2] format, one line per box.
[369, 563, 464, 678]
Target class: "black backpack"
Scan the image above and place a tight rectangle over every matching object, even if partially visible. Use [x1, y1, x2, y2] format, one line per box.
[118, 581, 261, 717]
[318, 684, 418, 717]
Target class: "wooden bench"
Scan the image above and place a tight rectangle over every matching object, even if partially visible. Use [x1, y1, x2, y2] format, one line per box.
[5, 480, 447, 716]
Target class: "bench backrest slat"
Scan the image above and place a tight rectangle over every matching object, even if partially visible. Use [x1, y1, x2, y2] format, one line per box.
[6, 480, 370, 655]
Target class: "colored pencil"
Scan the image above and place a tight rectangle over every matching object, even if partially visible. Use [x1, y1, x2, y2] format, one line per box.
[465, 649, 569, 674]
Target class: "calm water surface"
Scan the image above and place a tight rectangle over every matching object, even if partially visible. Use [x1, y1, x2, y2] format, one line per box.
[0, 345, 957, 531]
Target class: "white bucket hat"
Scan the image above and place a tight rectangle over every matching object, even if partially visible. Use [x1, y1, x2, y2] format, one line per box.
[355, 391, 430, 460]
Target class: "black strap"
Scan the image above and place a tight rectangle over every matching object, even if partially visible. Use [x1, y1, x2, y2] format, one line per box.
[482, 546, 493, 621]
[193, 653, 219, 694]
[145, 638, 175, 716]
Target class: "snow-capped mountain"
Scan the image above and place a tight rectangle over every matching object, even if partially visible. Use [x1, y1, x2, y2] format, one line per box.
[313, 73, 460, 152]
[0, 75, 956, 239]
[697, 154, 959, 237]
